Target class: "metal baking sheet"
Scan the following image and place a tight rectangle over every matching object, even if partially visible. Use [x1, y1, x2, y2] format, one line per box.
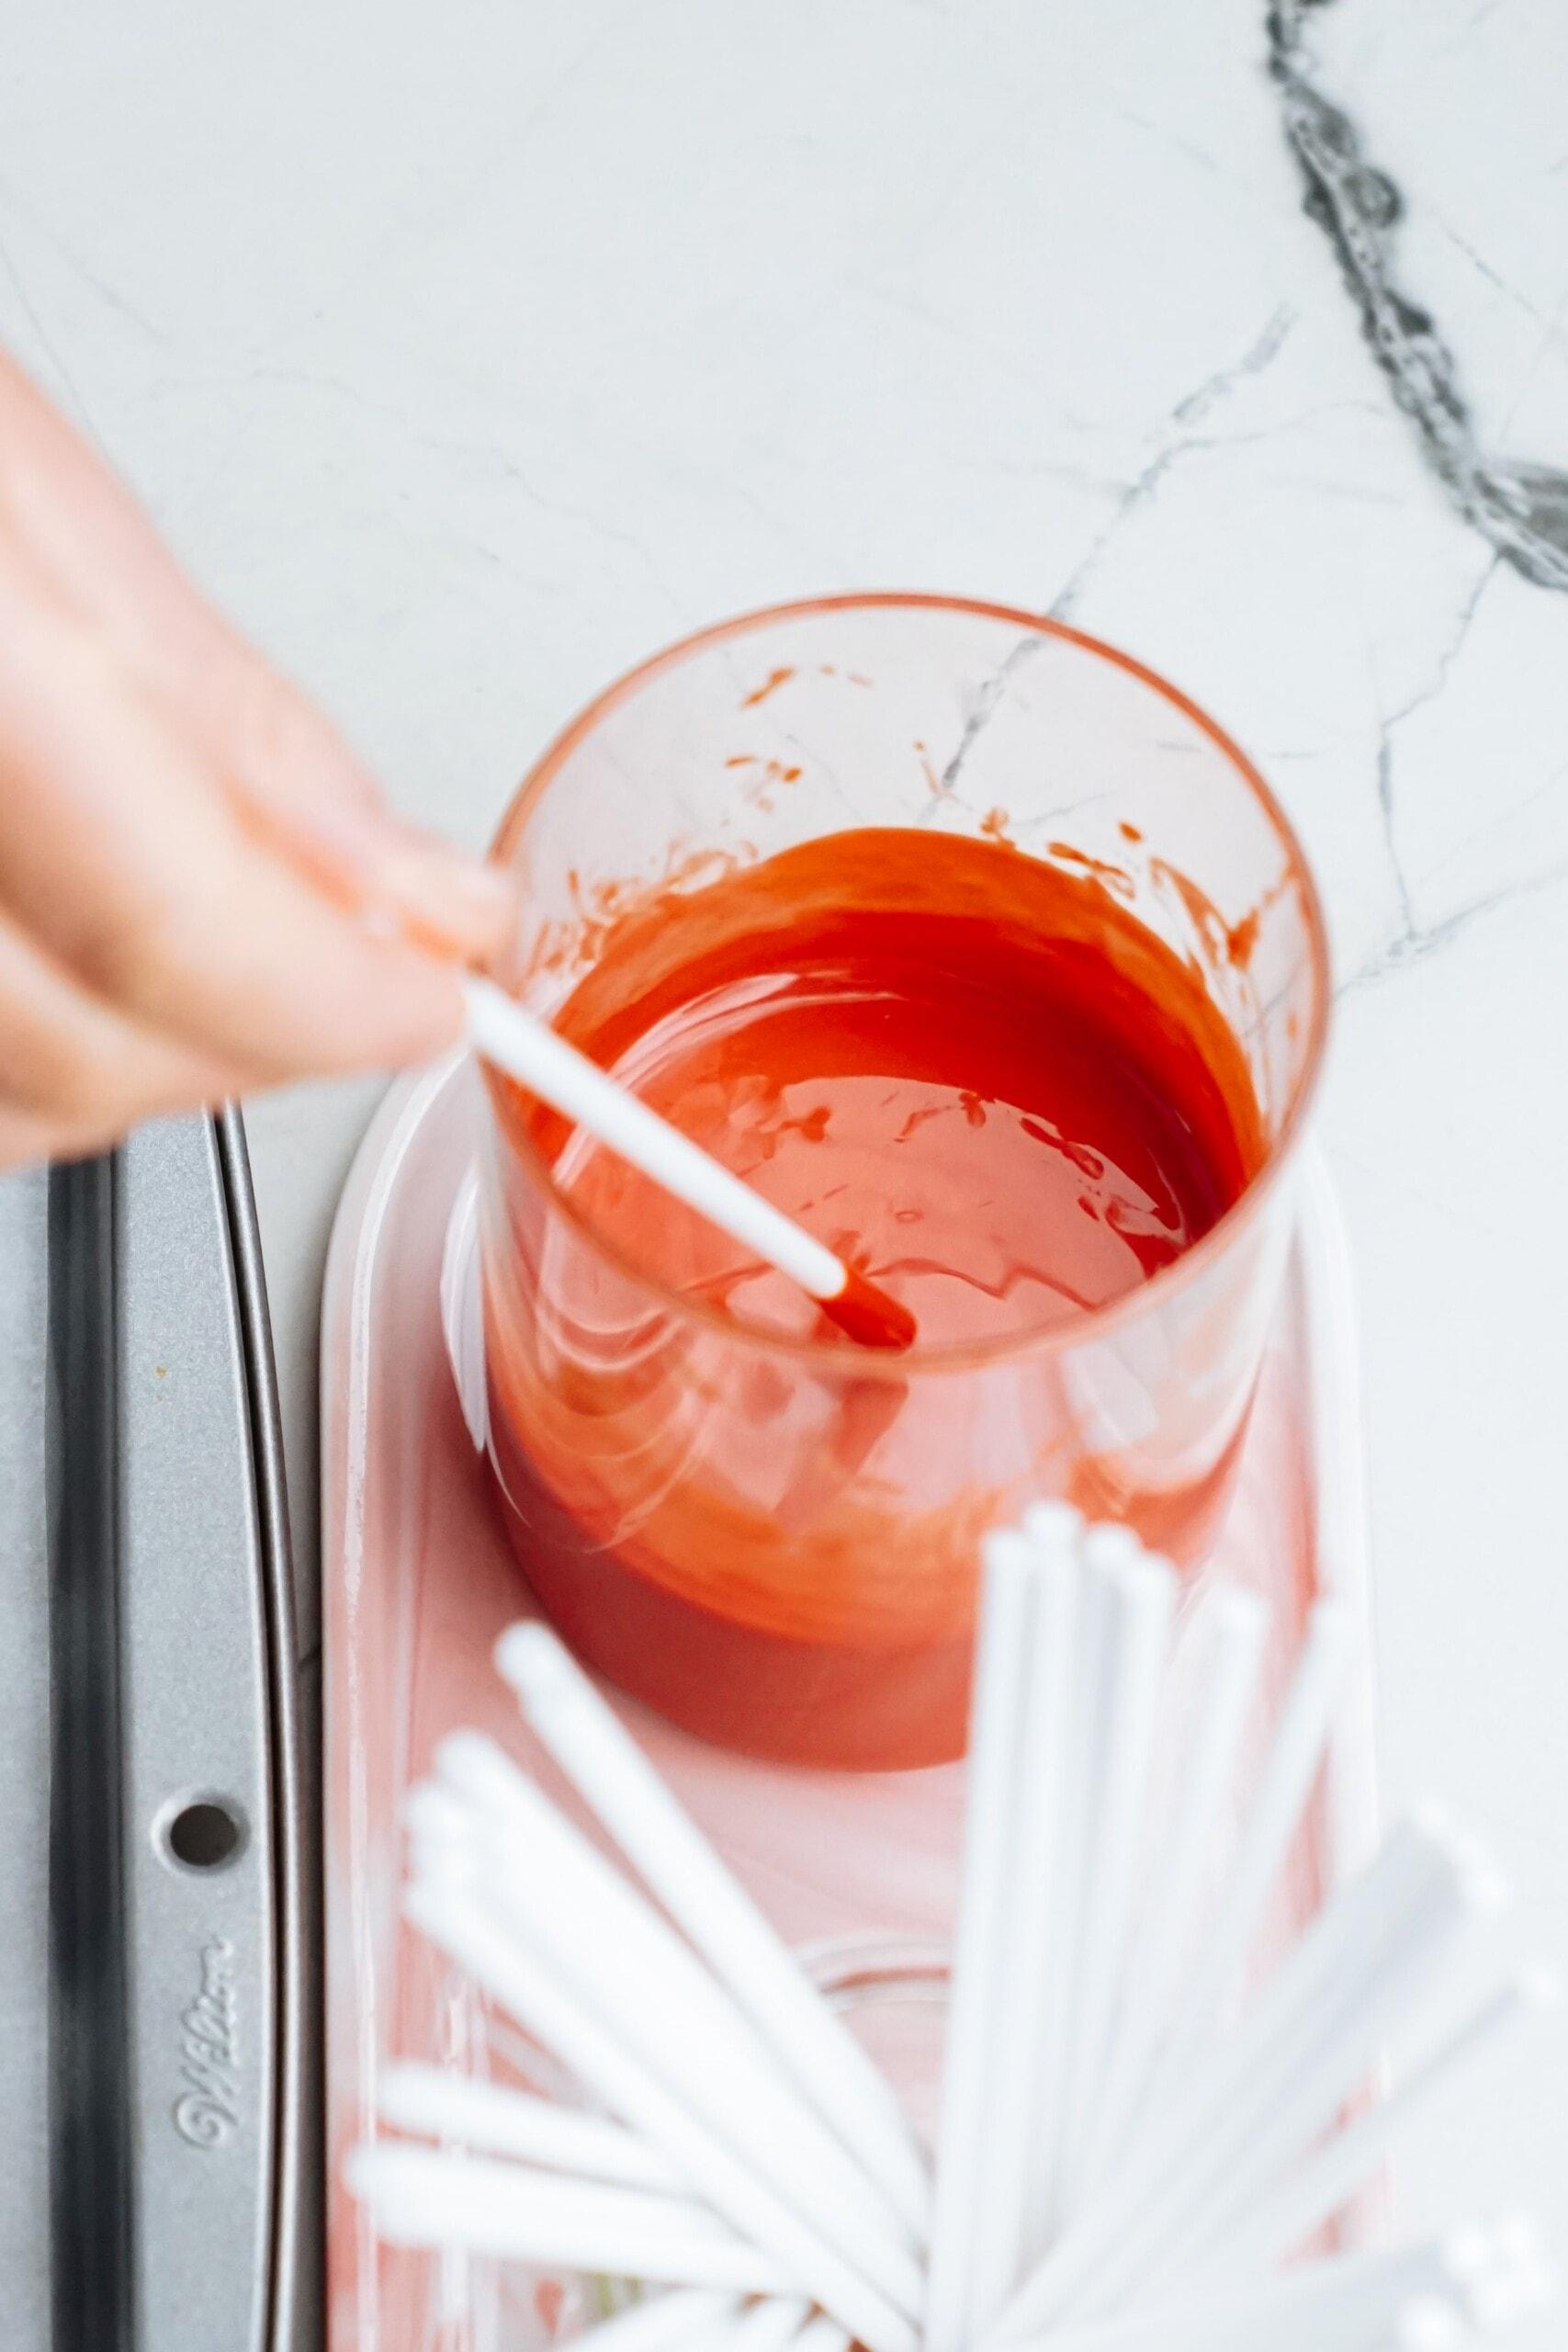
[0, 1111, 313, 2352]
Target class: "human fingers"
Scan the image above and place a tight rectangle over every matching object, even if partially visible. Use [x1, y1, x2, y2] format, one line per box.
[0, 906, 243, 1168]
[0, 350, 515, 961]
[192, 642, 518, 961]
[0, 595, 476, 1081]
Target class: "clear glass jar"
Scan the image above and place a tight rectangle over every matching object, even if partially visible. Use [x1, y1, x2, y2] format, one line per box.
[479, 596, 1328, 1769]
[549, 1939, 949, 2346]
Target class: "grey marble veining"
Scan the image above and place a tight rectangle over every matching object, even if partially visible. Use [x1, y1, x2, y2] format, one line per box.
[1271, 0, 1568, 588]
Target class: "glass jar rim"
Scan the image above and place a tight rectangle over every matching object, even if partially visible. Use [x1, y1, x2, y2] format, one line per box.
[486, 592, 1332, 1381]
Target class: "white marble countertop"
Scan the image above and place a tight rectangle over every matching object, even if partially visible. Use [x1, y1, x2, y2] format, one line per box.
[5, 0, 1564, 2321]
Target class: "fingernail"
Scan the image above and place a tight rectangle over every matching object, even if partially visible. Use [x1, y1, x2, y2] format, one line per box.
[373, 836, 520, 955]
[252, 794, 519, 956]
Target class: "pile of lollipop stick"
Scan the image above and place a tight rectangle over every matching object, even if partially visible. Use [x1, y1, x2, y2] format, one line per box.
[351, 1511, 1558, 2351]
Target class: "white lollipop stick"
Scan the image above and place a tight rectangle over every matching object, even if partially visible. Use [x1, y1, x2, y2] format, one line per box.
[1190, 1969, 1561, 2280]
[1156, 1597, 1351, 2076]
[1065, 1841, 1505, 2322]
[1019, 1539, 1115, 2256]
[923, 1529, 1038, 2352]
[1466, 2211, 1558, 2328]
[965, 1509, 1080, 2331]
[378, 2062, 682, 2190]
[403, 1869, 916, 2352]
[1394, 2297, 1470, 2352]
[572, 2290, 744, 2352]
[434, 1737, 920, 2309]
[1080, 1582, 1270, 2192]
[993, 1817, 1470, 2339]
[718, 2300, 816, 2352]
[495, 1623, 929, 2239]
[465, 977, 912, 1348]
[344, 2143, 785, 2291]
[790, 2316, 853, 2352]
[1055, 1534, 1178, 2211]
[1151, 1814, 1440, 2143]
[1007, 2229, 1504, 2352]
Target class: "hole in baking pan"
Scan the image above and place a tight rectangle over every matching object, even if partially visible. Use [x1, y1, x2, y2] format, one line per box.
[158, 1796, 248, 1872]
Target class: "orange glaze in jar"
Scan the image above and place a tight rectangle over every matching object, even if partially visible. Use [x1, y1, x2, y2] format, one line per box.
[479, 827, 1264, 1767]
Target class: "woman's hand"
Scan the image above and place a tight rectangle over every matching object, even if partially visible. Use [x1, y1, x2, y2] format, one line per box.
[0, 349, 517, 1170]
